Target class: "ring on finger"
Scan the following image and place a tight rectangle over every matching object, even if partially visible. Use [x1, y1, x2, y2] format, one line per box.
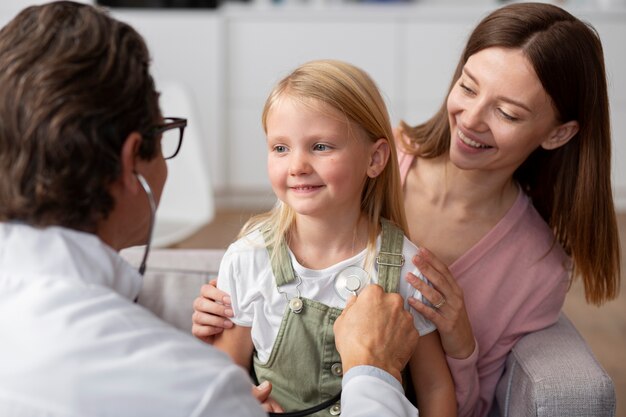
[433, 297, 446, 309]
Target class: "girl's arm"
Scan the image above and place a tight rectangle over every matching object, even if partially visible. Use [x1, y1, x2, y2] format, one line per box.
[214, 326, 285, 413]
[409, 330, 457, 417]
[213, 324, 254, 370]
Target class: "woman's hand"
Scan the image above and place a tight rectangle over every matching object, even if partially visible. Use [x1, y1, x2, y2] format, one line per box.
[191, 279, 234, 344]
[406, 248, 476, 359]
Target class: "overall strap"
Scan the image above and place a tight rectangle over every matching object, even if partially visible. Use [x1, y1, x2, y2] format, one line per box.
[376, 218, 405, 293]
[262, 226, 297, 287]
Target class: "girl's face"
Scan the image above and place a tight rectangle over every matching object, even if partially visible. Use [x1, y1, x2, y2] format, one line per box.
[265, 95, 379, 220]
[446, 47, 573, 177]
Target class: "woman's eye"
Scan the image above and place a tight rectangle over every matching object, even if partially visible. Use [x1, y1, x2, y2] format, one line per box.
[459, 83, 475, 95]
[498, 108, 519, 122]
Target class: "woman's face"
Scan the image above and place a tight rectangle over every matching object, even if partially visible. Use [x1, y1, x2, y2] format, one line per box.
[446, 47, 564, 177]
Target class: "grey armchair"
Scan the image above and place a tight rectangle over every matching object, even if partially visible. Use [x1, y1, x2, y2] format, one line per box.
[122, 248, 616, 417]
[491, 314, 615, 417]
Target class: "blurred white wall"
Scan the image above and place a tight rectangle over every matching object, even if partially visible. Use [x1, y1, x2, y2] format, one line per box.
[1, 1, 626, 210]
[0, 0, 92, 27]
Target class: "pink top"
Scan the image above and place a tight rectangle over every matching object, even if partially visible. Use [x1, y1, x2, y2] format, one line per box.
[398, 147, 571, 417]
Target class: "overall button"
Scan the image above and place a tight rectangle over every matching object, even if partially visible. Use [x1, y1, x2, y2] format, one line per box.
[329, 403, 341, 415]
[289, 297, 303, 314]
[331, 363, 343, 376]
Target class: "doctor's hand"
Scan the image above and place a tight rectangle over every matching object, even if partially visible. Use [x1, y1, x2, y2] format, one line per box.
[191, 279, 234, 344]
[334, 284, 419, 384]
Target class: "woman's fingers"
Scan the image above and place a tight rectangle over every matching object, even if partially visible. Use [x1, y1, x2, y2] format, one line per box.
[412, 249, 453, 290]
[191, 307, 232, 343]
[406, 272, 446, 311]
[190, 281, 235, 343]
[193, 291, 234, 319]
[406, 269, 475, 359]
[407, 294, 445, 328]
[200, 281, 232, 306]
[191, 305, 234, 328]
[191, 322, 222, 343]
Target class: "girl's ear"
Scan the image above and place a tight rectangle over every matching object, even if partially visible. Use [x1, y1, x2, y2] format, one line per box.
[118, 132, 143, 191]
[367, 138, 390, 178]
[541, 120, 579, 150]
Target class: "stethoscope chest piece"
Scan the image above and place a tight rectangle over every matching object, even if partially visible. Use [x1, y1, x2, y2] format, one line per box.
[334, 266, 370, 300]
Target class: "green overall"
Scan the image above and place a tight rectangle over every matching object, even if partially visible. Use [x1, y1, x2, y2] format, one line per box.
[254, 219, 405, 416]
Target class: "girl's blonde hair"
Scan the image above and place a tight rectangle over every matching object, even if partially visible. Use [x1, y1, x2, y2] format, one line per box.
[241, 59, 407, 267]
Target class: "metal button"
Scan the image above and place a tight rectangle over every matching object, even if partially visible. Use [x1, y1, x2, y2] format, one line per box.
[331, 362, 343, 376]
[329, 403, 341, 415]
[289, 297, 303, 314]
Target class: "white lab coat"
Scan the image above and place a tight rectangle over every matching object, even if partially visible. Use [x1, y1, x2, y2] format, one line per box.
[0, 223, 417, 417]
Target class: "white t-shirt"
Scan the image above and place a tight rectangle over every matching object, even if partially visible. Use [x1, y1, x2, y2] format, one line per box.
[218, 229, 436, 362]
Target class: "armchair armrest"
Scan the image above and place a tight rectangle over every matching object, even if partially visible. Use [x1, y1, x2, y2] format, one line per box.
[121, 248, 226, 333]
[493, 313, 615, 417]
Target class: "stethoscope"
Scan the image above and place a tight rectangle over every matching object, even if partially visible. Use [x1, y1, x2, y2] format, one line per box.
[135, 172, 156, 277]
[280, 264, 371, 314]
[333, 266, 370, 300]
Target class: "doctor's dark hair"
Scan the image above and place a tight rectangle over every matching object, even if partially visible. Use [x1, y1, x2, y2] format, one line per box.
[399, 2, 619, 304]
[0, 1, 160, 231]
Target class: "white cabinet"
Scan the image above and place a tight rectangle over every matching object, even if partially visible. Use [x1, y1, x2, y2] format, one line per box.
[400, 17, 479, 125]
[111, 10, 226, 189]
[219, 5, 626, 208]
[30, 4, 622, 209]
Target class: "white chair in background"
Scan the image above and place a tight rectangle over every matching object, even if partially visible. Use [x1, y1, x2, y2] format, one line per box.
[151, 81, 214, 247]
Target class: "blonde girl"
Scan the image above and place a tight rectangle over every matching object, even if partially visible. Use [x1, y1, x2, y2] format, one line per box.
[212, 60, 456, 416]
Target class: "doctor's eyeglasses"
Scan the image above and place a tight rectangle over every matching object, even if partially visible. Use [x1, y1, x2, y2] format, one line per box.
[151, 117, 187, 160]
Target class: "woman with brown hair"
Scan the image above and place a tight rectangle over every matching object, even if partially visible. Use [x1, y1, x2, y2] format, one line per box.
[192, 3, 621, 416]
